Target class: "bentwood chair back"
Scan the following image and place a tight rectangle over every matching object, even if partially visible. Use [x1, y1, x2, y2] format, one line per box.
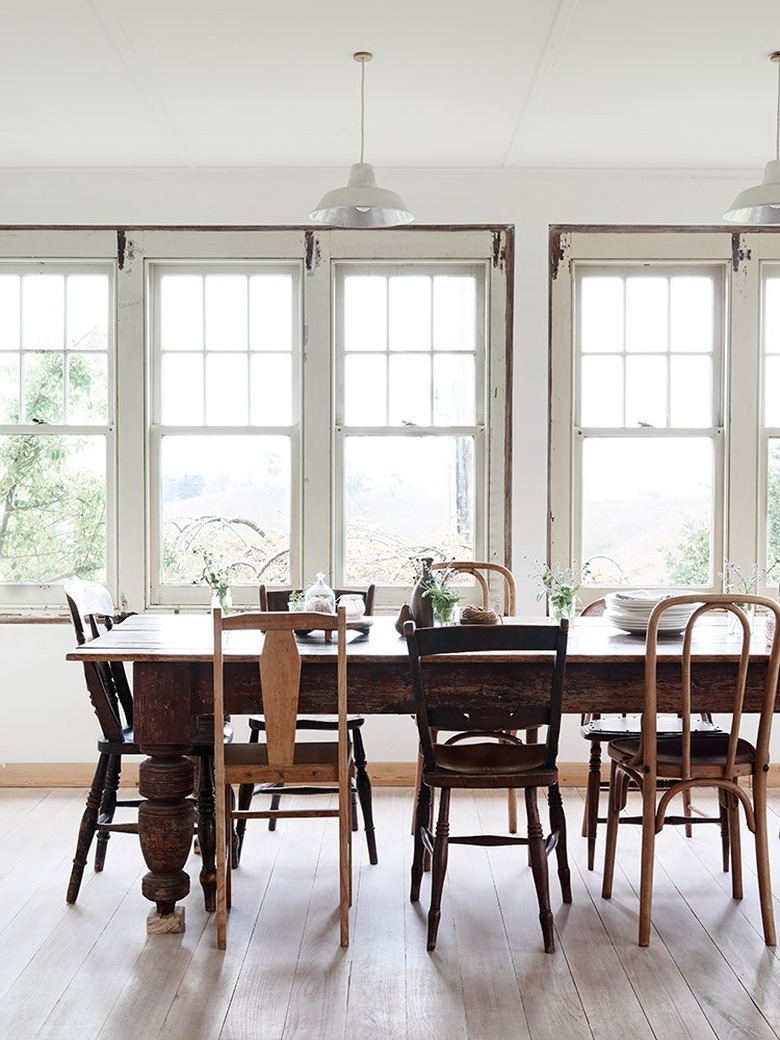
[234, 584, 377, 867]
[213, 607, 353, 949]
[601, 594, 780, 947]
[431, 560, 516, 616]
[404, 618, 570, 953]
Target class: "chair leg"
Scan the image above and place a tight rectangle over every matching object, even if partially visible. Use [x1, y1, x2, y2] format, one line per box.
[525, 786, 554, 953]
[601, 760, 625, 900]
[507, 790, 518, 834]
[547, 782, 571, 904]
[584, 740, 603, 870]
[94, 753, 121, 872]
[682, 787, 692, 838]
[638, 780, 657, 948]
[352, 728, 378, 865]
[410, 780, 431, 903]
[427, 788, 451, 952]
[235, 726, 260, 857]
[727, 792, 743, 900]
[215, 784, 230, 950]
[197, 754, 217, 911]
[718, 791, 731, 873]
[339, 763, 352, 948]
[67, 753, 110, 904]
[411, 749, 424, 835]
[268, 784, 283, 830]
[752, 775, 776, 946]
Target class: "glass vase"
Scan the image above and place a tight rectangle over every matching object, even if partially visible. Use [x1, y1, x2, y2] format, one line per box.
[728, 602, 754, 636]
[550, 595, 577, 623]
[212, 589, 232, 614]
[433, 601, 460, 626]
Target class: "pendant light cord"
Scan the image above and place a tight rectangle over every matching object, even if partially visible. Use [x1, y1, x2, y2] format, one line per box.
[776, 54, 780, 161]
[359, 58, 366, 164]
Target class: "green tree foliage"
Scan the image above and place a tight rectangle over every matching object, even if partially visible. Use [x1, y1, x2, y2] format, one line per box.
[0, 353, 106, 583]
[661, 515, 711, 586]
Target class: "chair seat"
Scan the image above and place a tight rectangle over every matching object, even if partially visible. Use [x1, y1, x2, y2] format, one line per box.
[427, 741, 557, 788]
[608, 733, 756, 774]
[224, 740, 351, 785]
[249, 714, 365, 731]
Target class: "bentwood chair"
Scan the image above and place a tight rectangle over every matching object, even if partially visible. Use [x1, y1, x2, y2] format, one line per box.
[64, 578, 227, 909]
[404, 618, 570, 953]
[213, 607, 353, 949]
[431, 560, 517, 616]
[234, 584, 377, 867]
[578, 597, 722, 870]
[601, 594, 780, 947]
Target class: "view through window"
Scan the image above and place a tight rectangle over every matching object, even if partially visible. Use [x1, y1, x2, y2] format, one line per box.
[549, 228, 780, 601]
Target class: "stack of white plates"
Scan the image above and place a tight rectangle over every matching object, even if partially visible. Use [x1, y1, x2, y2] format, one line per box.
[604, 591, 698, 634]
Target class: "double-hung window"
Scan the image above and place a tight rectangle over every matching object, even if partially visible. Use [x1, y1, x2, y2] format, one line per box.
[550, 228, 780, 601]
[0, 233, 115, 609]
[150, 260, 300, 606]
[335, 262, 485, 586]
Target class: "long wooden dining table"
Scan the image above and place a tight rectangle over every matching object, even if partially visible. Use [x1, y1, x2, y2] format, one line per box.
[66, 611, 773, 931]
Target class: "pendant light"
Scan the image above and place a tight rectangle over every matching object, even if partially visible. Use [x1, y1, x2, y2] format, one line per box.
[310, 52, 414, 228]
[724, 52, 780, 224]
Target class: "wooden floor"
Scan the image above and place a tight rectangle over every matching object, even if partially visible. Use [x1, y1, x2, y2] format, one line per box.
[5, 786, 780, 1040]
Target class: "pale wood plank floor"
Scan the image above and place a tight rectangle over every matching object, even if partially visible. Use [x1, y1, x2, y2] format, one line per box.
[4, 786, 780, 1039]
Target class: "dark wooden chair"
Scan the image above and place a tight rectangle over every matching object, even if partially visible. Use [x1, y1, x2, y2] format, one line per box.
[63, 578, 227, 909]
[213, 606, 353, 949]
[404, 618, 570, 953]
[234, 584, 378, 866]
[417, 561, 522, 834]
[601, 594, 780, 947]
[579, 597, 722, 870]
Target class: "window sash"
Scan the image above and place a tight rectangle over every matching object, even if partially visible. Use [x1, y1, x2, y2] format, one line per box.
[551, 234, 735, 601]
[0, 250, 116, 608]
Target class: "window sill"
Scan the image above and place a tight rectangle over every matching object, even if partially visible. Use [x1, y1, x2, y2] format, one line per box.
[0, 612, 70, 624]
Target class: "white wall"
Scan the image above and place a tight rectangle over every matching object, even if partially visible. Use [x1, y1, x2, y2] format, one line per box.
[0, 164, 754, 767]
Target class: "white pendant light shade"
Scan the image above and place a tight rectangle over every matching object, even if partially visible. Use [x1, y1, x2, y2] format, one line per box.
[724, 52, 780, 224]
[310, 162, 414, 228]
[310, 52, 414, 228]
[723, 159, 780, 224]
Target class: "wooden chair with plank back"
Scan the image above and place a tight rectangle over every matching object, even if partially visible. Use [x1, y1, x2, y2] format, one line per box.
[601, 594, 780, 946]
[213, 606, 353, 949]
[233, 584, 377, 867]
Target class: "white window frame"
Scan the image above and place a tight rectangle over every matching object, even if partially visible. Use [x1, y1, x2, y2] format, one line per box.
[0, 226, 511, 612]
[0, 230, 118, 609]
[549, 227, 779, 604]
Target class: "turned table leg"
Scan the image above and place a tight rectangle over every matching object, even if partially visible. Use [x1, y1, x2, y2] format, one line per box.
[138, 749, 196, 933]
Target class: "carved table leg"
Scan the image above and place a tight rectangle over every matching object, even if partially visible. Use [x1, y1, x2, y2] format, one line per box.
[138, 750, 196, 932]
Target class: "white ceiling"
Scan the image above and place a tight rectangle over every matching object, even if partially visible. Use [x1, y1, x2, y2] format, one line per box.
[3, 0, 780, 173]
